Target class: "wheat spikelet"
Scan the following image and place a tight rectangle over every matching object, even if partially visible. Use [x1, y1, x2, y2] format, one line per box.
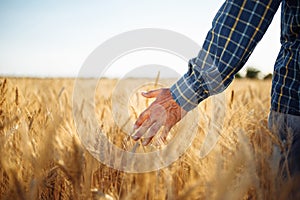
[229, 90, 234, 109]
[0, 77, 297, 199]
[15, 87, 19, 106]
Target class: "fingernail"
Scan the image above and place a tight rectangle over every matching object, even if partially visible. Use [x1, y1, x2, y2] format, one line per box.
[133, 124, 138, 130]
[142, 141, 147, 146]
[132, 135, 138, 140]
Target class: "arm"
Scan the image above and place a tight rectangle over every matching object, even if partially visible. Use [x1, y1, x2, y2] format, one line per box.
[171, 0, 281, 111]
[133, 0, 281, 145]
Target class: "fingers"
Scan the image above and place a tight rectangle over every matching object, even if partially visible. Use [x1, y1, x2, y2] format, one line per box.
[141, 89, 163, 98]
[133, 110, 149, 131]
[132, 87, 174, 146]
[143, 125, 172, 146]
[142, 136, 154, 146]
[132, 119, 155, 141]
[142, 122, 162, 146]
[160, 126, 171, 143]
[133, 123, 172, 146]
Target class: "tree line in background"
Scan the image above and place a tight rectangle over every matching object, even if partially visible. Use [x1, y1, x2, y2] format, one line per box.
[235, 67, 272, 80]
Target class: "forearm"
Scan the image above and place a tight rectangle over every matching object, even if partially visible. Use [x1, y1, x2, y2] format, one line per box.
[171, 0, 281, 112]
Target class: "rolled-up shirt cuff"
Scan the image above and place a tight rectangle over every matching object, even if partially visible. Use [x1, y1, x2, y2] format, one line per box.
[170, 73, 208, 112]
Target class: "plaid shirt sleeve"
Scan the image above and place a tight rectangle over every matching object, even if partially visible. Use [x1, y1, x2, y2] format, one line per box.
[170, 0, 281, 112]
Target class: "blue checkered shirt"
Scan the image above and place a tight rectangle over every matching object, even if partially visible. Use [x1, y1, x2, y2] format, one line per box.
[170, 0, 300, 116]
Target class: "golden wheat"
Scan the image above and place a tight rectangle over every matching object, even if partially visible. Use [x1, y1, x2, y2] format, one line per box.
[0, 77, 297, 200]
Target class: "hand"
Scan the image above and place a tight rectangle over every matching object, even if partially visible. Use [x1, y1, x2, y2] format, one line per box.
[132, 88, 187, 146]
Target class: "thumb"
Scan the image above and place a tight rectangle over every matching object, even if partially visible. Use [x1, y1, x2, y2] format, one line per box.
[141, 89, 163, 98]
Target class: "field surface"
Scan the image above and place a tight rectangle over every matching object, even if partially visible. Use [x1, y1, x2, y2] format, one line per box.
[0, 77, 295, 199]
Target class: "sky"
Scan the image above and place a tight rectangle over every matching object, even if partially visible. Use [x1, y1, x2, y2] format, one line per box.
[0, 0, 281, 77]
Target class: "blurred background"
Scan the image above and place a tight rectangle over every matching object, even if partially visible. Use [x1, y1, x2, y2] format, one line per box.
[0, 0, 281, 77]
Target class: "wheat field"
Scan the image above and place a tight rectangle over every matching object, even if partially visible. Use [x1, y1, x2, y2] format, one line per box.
[0, 77, 298, 200]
